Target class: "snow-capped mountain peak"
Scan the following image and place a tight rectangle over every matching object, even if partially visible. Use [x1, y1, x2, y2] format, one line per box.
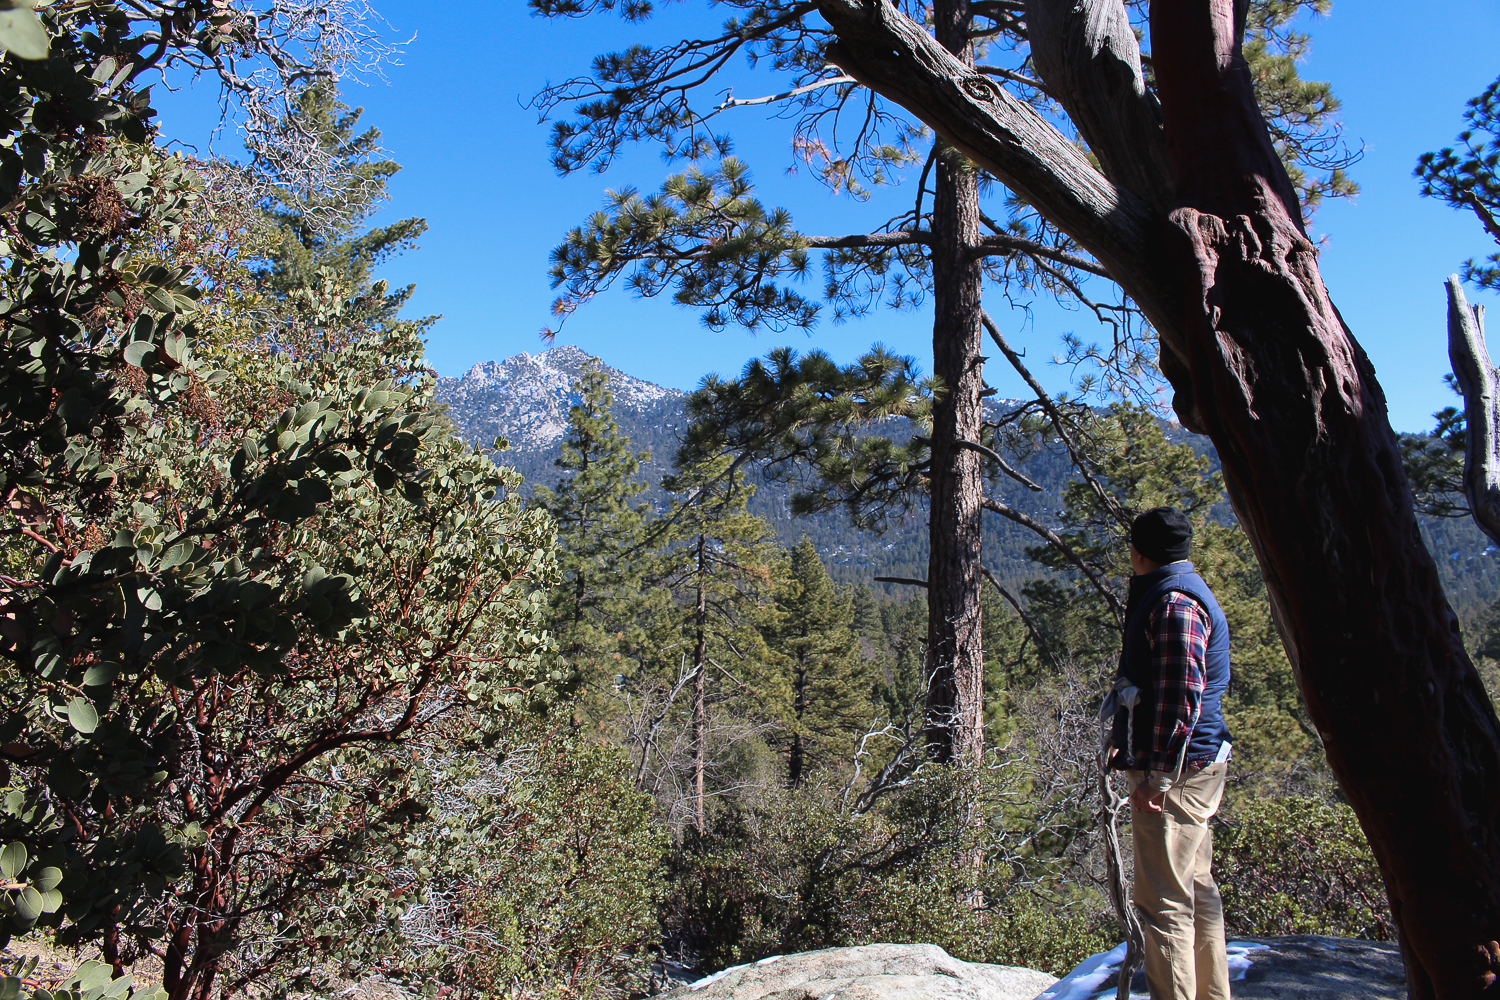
[435, 345, 683, 452]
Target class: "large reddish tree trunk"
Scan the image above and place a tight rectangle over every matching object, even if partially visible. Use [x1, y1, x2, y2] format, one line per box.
[812, 1, 1500, 987]
[922, 0, 986, 769]
[1150, 3, 1500, 995]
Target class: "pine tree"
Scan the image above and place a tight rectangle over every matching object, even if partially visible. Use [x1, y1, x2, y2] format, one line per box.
[767, 540, 875, 788]
[533, 365, 652, 703]
[537, 0, 1355, 771]
[249, 82, 432, 353]
[645, 456, 784, 832]
[258, 82, 427, 297]
[849, 583, 886, 644]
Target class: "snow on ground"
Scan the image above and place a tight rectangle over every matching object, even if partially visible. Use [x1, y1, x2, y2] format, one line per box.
[1032, 941, 1269, 1000]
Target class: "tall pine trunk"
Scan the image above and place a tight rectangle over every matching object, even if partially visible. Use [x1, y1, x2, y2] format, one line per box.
[922, 0, 986, 769]
[789, 661, 808, 788]
[691, 532, 709, 834]
[1150, 4, 1500, 995]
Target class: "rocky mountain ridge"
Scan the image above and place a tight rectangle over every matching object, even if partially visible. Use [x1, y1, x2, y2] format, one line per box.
[436, 344, 684, 453]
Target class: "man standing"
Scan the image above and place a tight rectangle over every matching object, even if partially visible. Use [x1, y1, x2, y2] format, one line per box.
[1109, 506, 1233, 1000]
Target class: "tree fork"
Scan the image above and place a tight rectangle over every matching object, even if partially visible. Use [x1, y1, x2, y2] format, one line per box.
[922, 0, 986, 769]
[815, 0, 1202, 427]
[1149, 2, 1500, 995]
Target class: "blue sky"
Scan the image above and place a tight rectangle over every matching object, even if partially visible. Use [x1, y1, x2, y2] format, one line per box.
[155, 0, 1500, 432]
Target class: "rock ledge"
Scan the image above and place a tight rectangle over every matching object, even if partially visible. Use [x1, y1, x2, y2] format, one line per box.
[658, 943, 1056, 1000]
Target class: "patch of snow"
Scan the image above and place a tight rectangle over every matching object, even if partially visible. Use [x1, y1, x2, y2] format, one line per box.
[755, 956, 783, 966]
[1031, 942, 1129, 1000]
[689, 962, 749, 991]
[1226, 941, 1270, 981]
[1034, 940, 1267, 1000]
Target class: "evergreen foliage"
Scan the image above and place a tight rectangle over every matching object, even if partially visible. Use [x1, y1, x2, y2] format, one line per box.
[1417, 74, 1500, 291]
[678, 346, 936, 530]
[0, 11, 559, 1000]
[642, 456, 785, 832]
[1239, 0, 1360, 213]
[1215, 796, 1391, 940]
[453, 730, 667, 998]
[533, 364, 652, 703]
[258, 83, 426, 292]
[1401, 379, 1469, 521]
[0, 5, 1421, 995]
[766, 540, 873, 787]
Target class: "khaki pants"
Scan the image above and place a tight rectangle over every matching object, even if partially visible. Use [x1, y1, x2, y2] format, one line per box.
[1128, 762, 1230, 1000]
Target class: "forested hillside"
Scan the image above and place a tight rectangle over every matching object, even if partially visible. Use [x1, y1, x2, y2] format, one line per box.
[439, 346, 1500, 613]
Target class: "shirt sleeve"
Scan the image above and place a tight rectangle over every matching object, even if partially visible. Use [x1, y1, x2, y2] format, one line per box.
[1141, 592, 1211, 774]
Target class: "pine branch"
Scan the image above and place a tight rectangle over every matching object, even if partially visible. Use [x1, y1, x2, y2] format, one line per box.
[981, 567, 1059, 671]
[976, 65, 1050, 97]
[873, 576, 929, 588]
[980, 495, 1122, 625]
[975, 215, 1111, 276]
[955, 437, 1042, 492]
[980, 309, 1128, 528]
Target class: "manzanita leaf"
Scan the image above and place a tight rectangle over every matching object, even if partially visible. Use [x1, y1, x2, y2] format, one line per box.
[14, 885, 42, 922]
[0, 842, 24, 881]
[65, 697, 98, 734]
[0, 8, 48, 60]
[123, 341, 155, 367]
[82, 664, 116, 687]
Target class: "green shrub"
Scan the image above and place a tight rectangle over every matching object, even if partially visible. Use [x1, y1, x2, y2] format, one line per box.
[971, 890, 1118, 977]
[660, 783, 1116, 978]
[458, 735, 666, 999]
[1215, 795, 1391, 939]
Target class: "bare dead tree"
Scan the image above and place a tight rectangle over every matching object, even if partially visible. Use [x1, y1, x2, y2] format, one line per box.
[1447, 275, 1500, 546]
[123, 0, 402, 232]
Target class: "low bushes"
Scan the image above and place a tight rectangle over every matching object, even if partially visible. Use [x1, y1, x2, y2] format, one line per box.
[1215, 795, 1391, 940]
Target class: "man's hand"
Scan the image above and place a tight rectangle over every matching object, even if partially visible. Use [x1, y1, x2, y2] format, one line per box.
[1131, 779, 1166, 814]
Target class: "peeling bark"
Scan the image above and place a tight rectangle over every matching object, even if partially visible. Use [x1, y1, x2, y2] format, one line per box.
[1448, 275, 1500, 547]
[1151, 4, 1500, 996]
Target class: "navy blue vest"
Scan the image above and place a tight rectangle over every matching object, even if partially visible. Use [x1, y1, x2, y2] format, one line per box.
[1111, 561, 1232, 769]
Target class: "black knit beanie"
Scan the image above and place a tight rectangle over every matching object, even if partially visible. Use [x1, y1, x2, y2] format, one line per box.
[1130, 506, 1192, 564]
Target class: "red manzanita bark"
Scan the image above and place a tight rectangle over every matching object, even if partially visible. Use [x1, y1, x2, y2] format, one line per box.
[1150, 2, 1500, 995]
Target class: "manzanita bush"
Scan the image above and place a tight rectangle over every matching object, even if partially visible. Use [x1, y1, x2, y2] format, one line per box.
[0, 5, 561, 1000]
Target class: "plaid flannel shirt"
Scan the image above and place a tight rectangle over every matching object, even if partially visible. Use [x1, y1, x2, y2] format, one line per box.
[1140, 591, 1212, 774]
